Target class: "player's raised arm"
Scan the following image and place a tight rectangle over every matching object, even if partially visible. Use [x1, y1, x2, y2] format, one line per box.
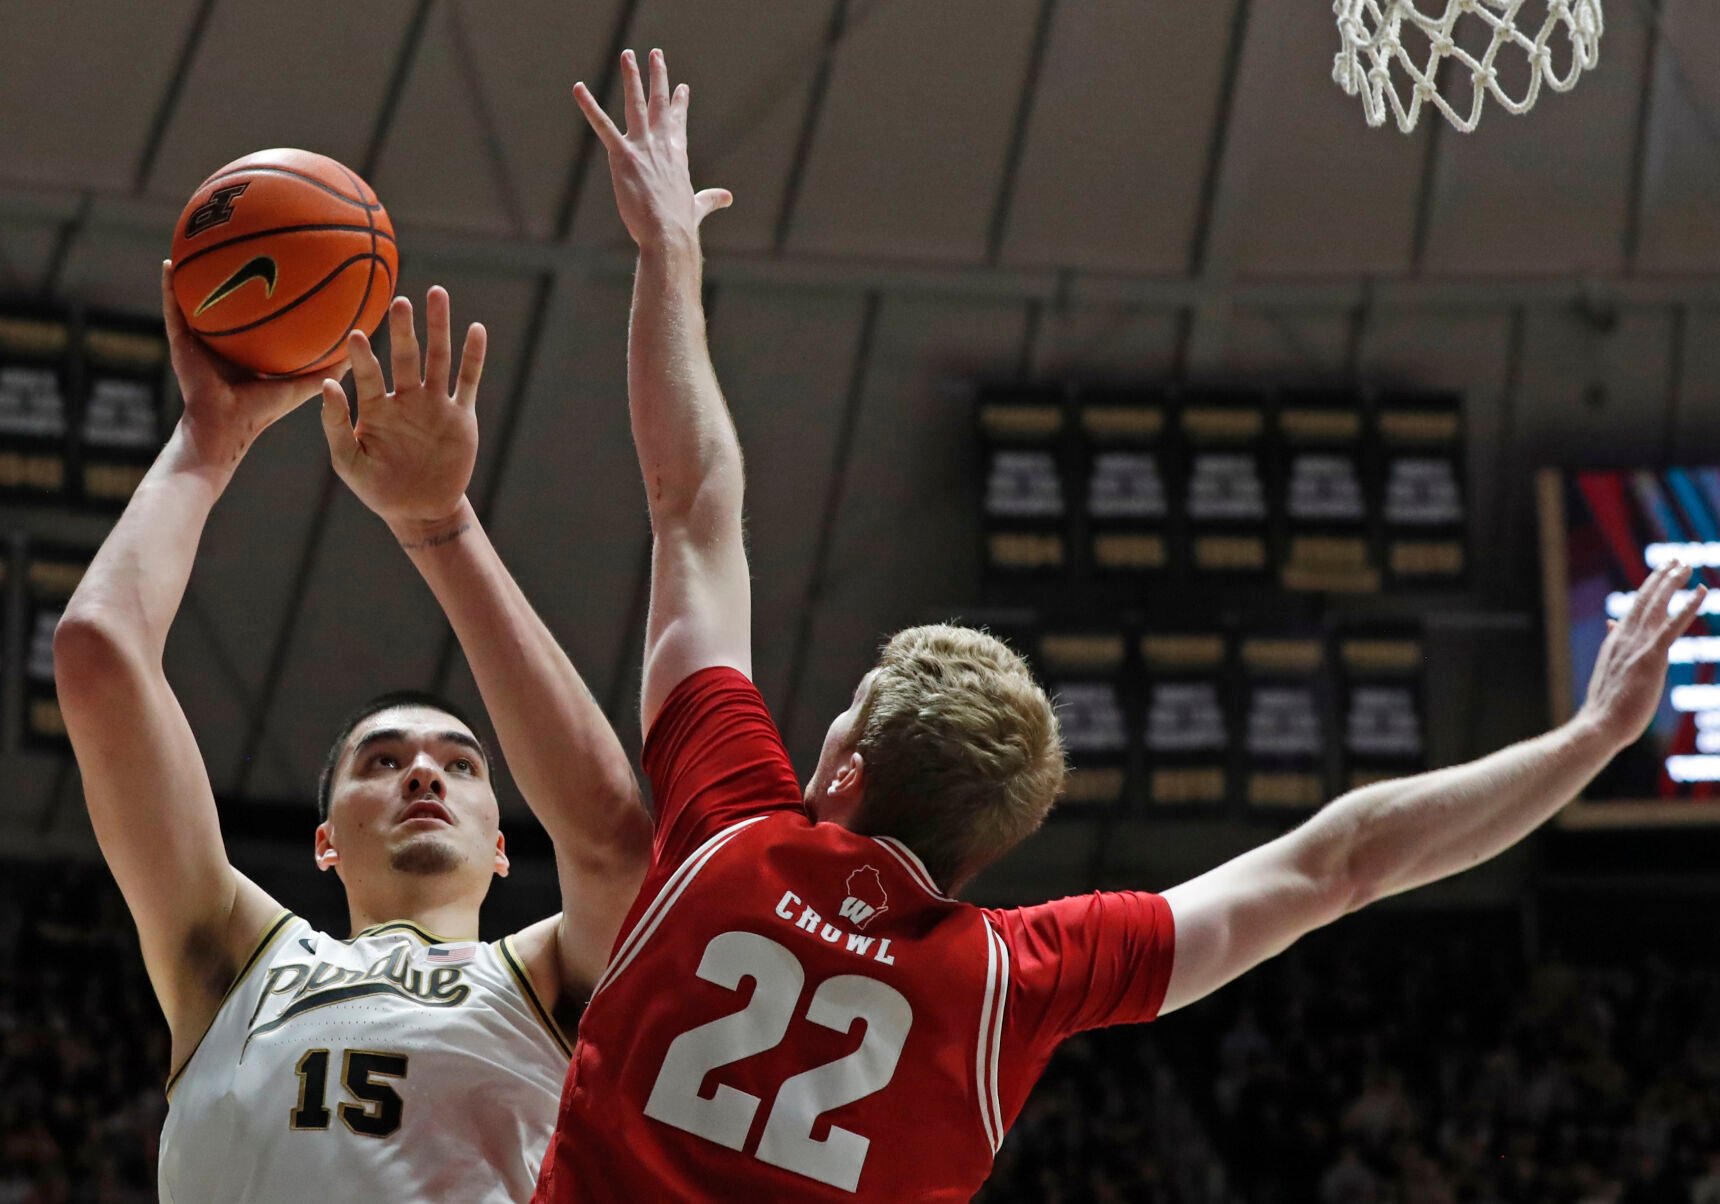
[53, 262, 312, 1065]
[318, 290, 651, 998]
[1158, 561, 1705, 1016]
[574, 49, 741, 736]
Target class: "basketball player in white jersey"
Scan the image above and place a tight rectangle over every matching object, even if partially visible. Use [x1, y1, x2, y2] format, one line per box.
[53, 265, 652, 1202]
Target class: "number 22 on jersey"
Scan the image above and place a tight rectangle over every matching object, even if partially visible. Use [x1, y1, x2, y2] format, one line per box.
[644, 931, 913, 1192]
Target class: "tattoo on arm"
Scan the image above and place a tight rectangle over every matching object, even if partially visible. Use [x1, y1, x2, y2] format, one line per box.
[398, 522, 471, 552]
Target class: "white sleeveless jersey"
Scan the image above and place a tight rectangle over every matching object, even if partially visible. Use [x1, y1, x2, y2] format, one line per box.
[159, 913, 570, 1204]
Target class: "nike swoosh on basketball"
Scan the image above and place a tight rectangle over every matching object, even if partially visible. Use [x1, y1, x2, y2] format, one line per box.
[195, 256, 278, 316]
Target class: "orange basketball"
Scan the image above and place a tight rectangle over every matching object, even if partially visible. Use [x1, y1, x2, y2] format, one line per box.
[169, 149, 398, 378]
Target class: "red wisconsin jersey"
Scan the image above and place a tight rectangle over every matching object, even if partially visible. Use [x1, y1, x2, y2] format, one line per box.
[533, 669, 1176, 1202]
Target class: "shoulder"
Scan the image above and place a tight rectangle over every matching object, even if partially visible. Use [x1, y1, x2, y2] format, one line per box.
[643, 666, 778, 759]
[984, 891, 1176, 993]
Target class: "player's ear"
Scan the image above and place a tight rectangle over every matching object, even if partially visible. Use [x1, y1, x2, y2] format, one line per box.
[493, 831, 510, 878]
[828, 752, 865, 801]
[314, 822, 339, 872]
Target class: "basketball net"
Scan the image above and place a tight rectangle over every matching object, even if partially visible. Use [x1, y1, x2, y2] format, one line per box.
[1333, 0, 1604, 133]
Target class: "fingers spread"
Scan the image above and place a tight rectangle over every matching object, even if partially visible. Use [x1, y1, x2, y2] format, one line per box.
[621, 49, 646, 135]
[648, 48, 670, 126]
[424, 286, 452, 397]
[573, 82, 624, 150]
[454, 322, 487, 410]
[318, 380, 358, 470]
[387, 296, 420, 390]
[348, 330, 386, 402]
[1629, 563, 1678, 631]
[1661, 582, 1708, 646]
[160, 261, 189, 339]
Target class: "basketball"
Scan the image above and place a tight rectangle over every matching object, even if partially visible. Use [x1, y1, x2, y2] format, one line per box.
[169, 148, 398, 377]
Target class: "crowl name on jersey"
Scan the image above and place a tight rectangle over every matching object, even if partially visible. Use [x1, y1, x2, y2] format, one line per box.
[532, 668, 1176, 1202]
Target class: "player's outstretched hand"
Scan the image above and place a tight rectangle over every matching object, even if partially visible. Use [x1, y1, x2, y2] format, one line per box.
[1581, 560, 1708, 750]
[318, 286, 486, 533]
[161, 260, 346, 470]
[573, 48, 732, 250]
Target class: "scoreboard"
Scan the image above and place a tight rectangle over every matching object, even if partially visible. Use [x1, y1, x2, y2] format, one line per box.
[1541, 468, 1720, 825]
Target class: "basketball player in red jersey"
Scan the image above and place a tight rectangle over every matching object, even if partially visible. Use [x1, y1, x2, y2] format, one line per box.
[537, 49, 1705, 1201]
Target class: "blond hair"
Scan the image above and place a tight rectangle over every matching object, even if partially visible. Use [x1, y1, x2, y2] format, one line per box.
[848, 624, 1065, 892]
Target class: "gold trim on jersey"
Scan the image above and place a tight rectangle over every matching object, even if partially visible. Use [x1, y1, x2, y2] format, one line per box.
[499, 935, 573, 1059]
[348, 920, 455, 946]
[165, 909, 296, 1098]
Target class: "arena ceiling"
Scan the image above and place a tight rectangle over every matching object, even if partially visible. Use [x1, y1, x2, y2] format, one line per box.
[3, 0, 1719, 902]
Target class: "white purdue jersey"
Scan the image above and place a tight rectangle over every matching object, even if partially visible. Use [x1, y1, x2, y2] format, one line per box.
[160, 912, 570, 1204]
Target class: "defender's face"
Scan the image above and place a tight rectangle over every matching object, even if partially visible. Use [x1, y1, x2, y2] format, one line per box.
[320, 706, 502, 880]
[804, 670, 878, 822]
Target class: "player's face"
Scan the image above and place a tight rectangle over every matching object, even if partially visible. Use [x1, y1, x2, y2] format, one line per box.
[804, 670, 878, 823]
[318, 706, 505, 884]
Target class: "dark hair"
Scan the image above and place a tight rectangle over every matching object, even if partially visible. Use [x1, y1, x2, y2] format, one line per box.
[316, 690, 491, 821]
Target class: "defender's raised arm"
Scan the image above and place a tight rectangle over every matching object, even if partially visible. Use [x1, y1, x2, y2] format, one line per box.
[1160, 560, 1705, 1016]
[575, 49, 743, 735]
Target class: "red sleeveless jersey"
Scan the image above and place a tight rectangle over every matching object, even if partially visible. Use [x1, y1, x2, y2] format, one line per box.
[532, 669, 1176, 1202]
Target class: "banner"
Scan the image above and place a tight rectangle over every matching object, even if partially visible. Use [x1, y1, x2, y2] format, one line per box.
[978, 386, 1068, 578]
[21, 543, 93, 749]
[1378, 392, 1467, 586]
[78, 315, 168, 510]
[1139, 630, 1231, 807]
[1039, 629, 1130, 810]
[0, 310, 73, 505]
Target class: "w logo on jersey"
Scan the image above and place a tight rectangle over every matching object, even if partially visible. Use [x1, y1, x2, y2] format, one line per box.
[839, 866, 889, 929]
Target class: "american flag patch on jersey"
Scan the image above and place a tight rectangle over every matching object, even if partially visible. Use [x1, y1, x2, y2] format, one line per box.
[427, 942, 477, 964]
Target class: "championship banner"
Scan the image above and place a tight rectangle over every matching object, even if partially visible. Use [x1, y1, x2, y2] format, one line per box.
[1377, 392, 1467, 586]
[78, 315, 168, 510]
[1179, 390, 1272, 579]
[1239, 633, 1331, 809]
[978, 386, 1068, 577]
[1077, 388, 1171, 579]
[1277, 388, 1379, 592]
[0, 309, 73, 505]
[21, 543, 93, 750]
[1038, 630, 1129, 810]
[1139, 630, 1231, 807]
[1334, 625, 1426, 790]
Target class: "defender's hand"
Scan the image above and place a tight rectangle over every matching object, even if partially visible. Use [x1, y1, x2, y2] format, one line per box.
[1581, 560, 1707, 751]
[318, 286, 486, 532]
[573, 48, 732, 250]
[161, 260, 343, 471]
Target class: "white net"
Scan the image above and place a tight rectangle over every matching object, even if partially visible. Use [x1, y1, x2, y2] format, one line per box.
[1333, 0, 1604, 133]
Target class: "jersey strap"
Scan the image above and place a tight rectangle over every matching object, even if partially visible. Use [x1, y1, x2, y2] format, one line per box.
[591, 815, 771, 999]
[976, 918, 1011, 1152]
[499, 935, 574, 1058]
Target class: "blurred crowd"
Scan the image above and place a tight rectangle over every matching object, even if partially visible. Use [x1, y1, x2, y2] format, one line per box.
[990, 908, 1720, 1204]
[1187, 911, 1720, 1204]
[5, 865, 1720, 1204]
[0, 865, 165, 1204]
